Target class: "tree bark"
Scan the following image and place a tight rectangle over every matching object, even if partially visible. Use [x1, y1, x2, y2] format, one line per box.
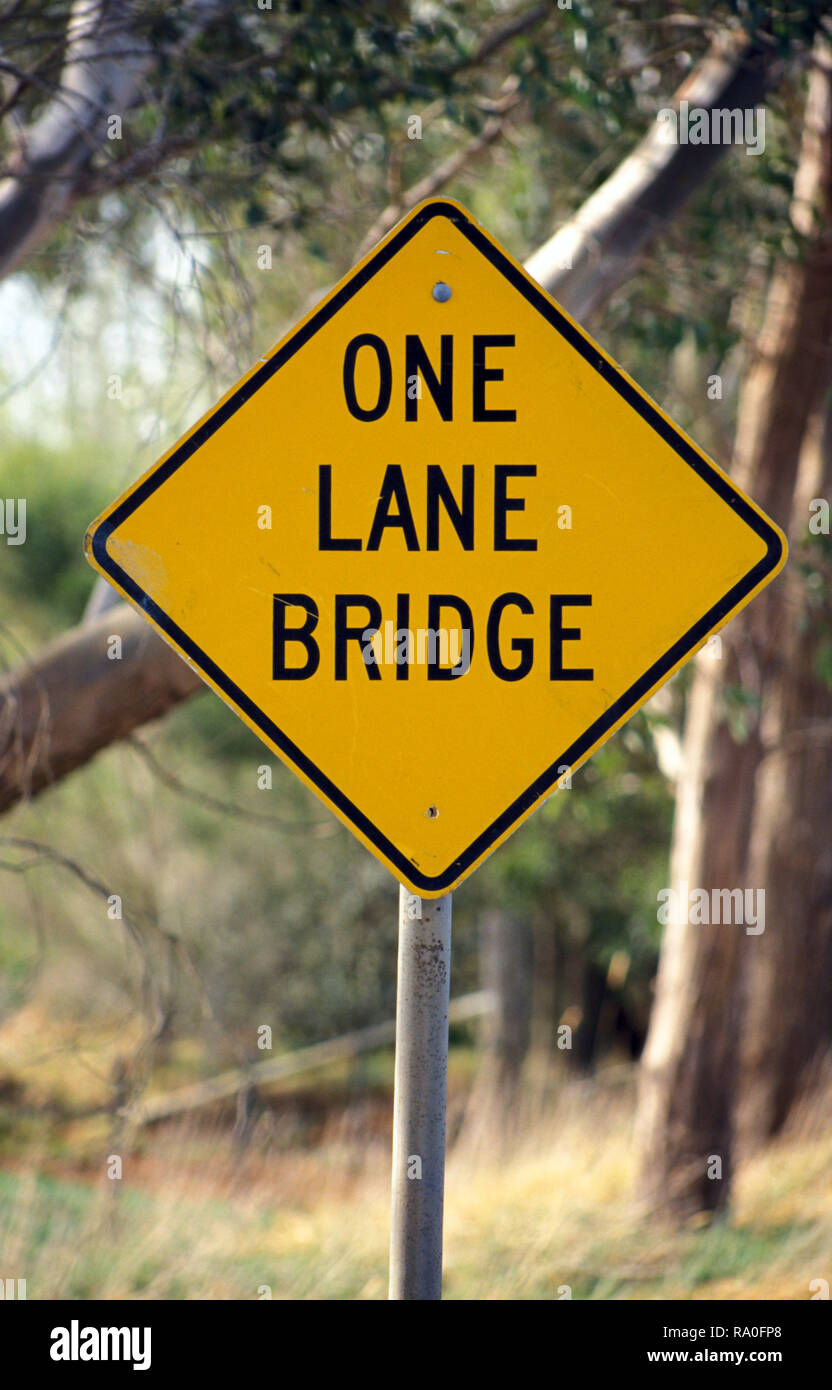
[739, 408, 832, 1145]
[0, 606, 203, 812]
[636, 44, 832, 1219]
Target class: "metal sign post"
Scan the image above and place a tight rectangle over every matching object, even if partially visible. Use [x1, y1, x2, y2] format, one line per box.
[389, 887, 452, 1300]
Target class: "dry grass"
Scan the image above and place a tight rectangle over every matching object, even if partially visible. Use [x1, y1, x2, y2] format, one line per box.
[1, 1049, 830, 1300]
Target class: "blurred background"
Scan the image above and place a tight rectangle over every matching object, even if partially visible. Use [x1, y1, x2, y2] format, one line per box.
[0, 0, 831, 1300]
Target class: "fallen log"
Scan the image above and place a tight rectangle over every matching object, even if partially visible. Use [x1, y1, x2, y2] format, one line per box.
[128, 989, 495, 1127]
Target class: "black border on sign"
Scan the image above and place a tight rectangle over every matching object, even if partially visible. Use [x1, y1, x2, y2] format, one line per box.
[91, 200, 784, 893]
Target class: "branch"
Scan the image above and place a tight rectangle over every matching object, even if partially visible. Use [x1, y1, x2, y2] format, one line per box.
[526, 30, 776, 319]
[0, 605, 203, 814]
[126, 734, 338, 835]
[357, 82, 521, 259]
[128, 990, 495, 1127]
[0, 0, 155, 279]
[0, 831, 224, 1090]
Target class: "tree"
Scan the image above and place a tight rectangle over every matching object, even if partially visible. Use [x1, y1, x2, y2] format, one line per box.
[636, 39, 832, 1218]
[740, 393, 832, 1147]
[1, 1, 829, 1172]
[0, 1, 552, 275]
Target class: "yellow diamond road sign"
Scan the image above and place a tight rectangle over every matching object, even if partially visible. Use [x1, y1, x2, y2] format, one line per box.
[86, 198, 786, 897]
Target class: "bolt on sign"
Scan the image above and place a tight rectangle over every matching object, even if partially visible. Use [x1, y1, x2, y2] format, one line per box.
[86, 199, 786, 897]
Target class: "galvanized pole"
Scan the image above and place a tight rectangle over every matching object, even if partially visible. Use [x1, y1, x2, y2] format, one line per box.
[389, 886, 453, 1300]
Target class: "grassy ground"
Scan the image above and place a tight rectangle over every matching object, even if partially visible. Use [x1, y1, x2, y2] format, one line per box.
[1, 1043, 830, 1300]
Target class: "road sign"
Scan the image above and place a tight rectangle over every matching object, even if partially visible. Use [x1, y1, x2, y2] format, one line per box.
[85, 197, 786, 898]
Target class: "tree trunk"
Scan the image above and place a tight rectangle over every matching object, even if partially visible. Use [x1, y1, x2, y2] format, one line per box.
[457, 909, 533, 1155]
[636, 45, 832, 1219]
[0, 1, 153, 279]
[739, 404, 832, 1146]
